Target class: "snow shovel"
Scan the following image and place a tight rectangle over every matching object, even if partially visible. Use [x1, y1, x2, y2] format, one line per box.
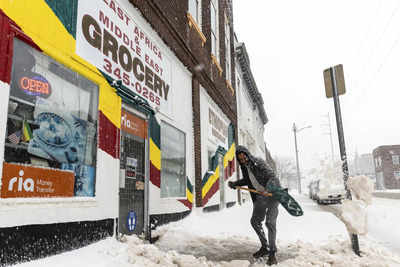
[236, 186, 304, 217]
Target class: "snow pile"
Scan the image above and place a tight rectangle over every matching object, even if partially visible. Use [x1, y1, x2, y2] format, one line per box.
[14, 194, 400, 267]
[307, 159, 346, 197]
[318, 179, 346, 196]
[121, 235, 400, 267]
[339, 175, 375, 235]
[279, 237, 400, 267]
[347, 175, 374, 205]
[106, 235, 251, 267]
[340, 199, 368, 235]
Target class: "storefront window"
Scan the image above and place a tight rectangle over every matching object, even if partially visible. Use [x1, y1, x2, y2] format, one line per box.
[4, 38, 98, 197]
[160, 122, 186, 198]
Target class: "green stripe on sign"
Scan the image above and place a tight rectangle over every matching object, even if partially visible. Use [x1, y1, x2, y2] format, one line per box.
[45, 0, 78, 38]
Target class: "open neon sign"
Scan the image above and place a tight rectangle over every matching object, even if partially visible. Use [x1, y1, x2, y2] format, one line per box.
[19, 75, 52, 98]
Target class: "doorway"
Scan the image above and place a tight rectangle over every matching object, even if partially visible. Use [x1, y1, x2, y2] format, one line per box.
[119, 109, 148, 236]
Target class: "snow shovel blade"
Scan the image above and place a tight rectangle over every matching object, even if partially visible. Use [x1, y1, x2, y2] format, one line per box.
[271, 187, 303, 217]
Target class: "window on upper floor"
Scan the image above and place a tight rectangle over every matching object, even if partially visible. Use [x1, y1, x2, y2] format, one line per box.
[225, 13, 231, 83]
[375, 156, 382, 167]
[188, 0, 202, 26]
[210, 0, 219, 59]
[392, 155, 399, 165]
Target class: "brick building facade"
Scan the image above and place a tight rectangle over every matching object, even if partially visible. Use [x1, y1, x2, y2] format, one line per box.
[129, 0, 238, 206]
[373, 145, 400, 189]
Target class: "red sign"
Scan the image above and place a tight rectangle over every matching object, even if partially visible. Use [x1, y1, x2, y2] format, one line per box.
[1, 162, 74, 198]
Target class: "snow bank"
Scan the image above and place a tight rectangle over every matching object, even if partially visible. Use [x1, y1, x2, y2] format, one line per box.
[347, 175, 374, 204]
[278, 237, 400, 267]
[338, 175, 374, 235]
[14, 193, 400, 267]
[340, 199, 368, 235]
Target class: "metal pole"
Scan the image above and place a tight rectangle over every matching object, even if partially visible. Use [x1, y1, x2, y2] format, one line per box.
[327, 113, 335, 163]
[293, 123, 302, 194]
[330, 67, 361, 256]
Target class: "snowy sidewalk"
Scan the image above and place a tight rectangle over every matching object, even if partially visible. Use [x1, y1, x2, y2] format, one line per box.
[15, 194, 400, 267]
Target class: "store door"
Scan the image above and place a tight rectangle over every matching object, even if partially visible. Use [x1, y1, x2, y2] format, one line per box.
[119, 109, 147, 236]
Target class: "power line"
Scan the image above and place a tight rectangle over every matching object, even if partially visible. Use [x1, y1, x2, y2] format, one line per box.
[361, 0, 400, 80]
[354, 1, 400, 108]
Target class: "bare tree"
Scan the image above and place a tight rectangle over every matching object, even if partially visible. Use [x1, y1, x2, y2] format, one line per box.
[274, 156, 297, 189]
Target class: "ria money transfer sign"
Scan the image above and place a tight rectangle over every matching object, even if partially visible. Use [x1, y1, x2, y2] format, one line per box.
[76, 0, 172, 114]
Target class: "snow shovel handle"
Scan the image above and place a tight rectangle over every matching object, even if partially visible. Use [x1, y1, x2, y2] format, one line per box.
[235, 186, 272, 197]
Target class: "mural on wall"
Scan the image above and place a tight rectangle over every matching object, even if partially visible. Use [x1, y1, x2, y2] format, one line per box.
[202, 123, 236, 206]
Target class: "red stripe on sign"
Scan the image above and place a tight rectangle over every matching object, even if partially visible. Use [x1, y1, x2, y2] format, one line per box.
[202, 178, 220, 207]
[150, 162, 160, 188]
[178, 199, 192, 210]
[98, 111, 119, 159]
[0, 10, 42, 83]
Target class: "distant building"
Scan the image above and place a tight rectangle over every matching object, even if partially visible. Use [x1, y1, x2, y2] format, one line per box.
[349, 152, 375, 179]
[373, 145, 400, 190]
[235, 41, 268, 160]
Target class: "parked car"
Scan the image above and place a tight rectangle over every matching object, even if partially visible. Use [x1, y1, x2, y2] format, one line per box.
[314, 179, 346, 205]
[308, 180, 319, 200]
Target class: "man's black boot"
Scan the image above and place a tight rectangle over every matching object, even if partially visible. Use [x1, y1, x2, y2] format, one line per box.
[267, 251, 277, 265]
[252, 246, 269, 258]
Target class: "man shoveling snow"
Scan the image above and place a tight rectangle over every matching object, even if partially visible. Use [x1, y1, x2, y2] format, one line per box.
[228, 145, 303, 265]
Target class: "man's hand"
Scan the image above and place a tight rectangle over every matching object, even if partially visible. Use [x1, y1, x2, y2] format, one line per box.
[228, 181, 236, 189]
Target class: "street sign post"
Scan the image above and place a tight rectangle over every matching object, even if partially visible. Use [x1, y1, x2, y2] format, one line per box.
[323, 64, 361, 256]
[323, 64, 346, 98]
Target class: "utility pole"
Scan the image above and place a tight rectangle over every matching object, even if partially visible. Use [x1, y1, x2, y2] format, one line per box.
[293, 123, 301, 194]
[292, 123, 311, 194]
[322, 113, 335, 163]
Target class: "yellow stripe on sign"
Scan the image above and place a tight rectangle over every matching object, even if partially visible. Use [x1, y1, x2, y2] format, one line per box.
[186, 188, 193, 203]
[202, 166, 219, 198]
[2, 0, 122, 128]
[2, 0, 74, 58]
[224, 143, 236, 168]
[150, 138, 161, 170]
[99, 85, 122, 128]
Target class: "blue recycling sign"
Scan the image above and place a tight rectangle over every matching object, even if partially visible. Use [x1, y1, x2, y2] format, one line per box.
[127, 211, 137, 232]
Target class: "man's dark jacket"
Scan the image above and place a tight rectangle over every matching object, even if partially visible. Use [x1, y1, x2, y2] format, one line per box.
[232, 145, 281, 202]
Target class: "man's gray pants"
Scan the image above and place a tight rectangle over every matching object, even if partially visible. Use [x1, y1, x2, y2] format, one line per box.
[250, 195, 279, 252]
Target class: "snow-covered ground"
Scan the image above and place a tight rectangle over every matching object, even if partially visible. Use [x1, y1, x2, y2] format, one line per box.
[14, 193, 400, 267]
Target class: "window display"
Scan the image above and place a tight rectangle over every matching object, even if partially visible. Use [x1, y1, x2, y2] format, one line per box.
[160, 122, 186, 198]
[4, 38, 99, 197]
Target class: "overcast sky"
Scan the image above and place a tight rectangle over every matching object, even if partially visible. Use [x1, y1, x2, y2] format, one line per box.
[233, 0, 400, 171]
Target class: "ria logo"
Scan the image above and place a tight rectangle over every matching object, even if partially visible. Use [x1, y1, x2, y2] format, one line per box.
[8, 170, 34, 192]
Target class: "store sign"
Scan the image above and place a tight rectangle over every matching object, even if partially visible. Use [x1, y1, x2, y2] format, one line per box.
[1, 162, 74, 198]
[121, 109, 147, 138]
[126, 156, 137, 178]
[76, 0, 172, 114]
[18, 74, 52, 98]
[209, 108, 228, 145]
